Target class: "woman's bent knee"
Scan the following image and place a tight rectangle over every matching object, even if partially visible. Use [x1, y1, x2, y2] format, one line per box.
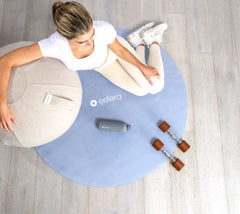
[148, 79, 164, 94]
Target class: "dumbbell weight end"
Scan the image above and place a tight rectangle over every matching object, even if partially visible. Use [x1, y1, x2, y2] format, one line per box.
[178, 140, 190, 152]
[159, 121, 170, 133]
[172, 158, 184, 171]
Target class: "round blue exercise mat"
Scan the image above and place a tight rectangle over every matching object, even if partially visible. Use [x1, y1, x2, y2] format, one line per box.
[35, 29, 188, 187]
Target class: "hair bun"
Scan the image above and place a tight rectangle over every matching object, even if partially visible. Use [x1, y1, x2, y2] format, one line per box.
[52, 1, 64, 16]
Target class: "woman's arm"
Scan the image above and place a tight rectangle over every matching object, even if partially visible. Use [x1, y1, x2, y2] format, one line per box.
[0, 43, 43, 132]
[108, 38, 160, 85]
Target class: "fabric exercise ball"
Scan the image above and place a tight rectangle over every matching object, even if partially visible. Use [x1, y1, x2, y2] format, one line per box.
[0, 42, 82, 147]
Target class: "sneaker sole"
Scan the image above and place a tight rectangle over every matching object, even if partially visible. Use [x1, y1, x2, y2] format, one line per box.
[126, 22, 155, 40]
[141, 23, 168, 37]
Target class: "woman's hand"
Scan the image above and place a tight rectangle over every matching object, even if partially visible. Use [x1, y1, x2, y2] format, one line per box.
[0, 102, 17, 132]
[140, 65, 160, 86]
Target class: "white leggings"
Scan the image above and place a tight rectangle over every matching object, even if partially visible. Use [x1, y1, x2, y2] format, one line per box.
[95, 36, 164, 96]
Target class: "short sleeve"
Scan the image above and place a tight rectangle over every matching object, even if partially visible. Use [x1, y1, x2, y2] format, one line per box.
[96, 21, 117, 44]
[38, 34, 60, 58]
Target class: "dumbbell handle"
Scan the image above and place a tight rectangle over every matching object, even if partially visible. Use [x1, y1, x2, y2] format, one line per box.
[167, 130, 182, 144]
[161, 148, 176, 163]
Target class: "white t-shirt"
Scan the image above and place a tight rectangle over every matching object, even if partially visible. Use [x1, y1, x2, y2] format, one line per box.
[38, 20, 117, 70]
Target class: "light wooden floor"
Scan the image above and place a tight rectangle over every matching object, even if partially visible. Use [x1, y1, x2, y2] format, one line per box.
[0, 0, 240, 213]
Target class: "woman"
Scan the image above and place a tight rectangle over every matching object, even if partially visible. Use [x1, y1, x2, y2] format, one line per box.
[0, 1, 167, 132]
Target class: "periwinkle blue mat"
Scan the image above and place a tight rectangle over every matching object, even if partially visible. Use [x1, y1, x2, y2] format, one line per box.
[35, 29, 188, 187]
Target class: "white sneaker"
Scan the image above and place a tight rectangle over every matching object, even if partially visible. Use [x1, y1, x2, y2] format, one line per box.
[141, 23, 168, 47]
[126, 22, 155, 48]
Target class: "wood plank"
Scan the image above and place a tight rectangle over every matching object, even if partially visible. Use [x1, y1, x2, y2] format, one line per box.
[185, 0, 207, 8]
[217, 97, 240, 214]
[47, 0, 59, 35]
[0, 145, 12, 214]
[4, 148, 37, 214]
[82, 0, 95, 19]
[163, 0, 185, 13]
[207, 0, 240, 98]
[33, 155, 62, 214]
[189, 53, 229, 214]
[0, 0, 28, 46]
[61, 178, 88, 214]
[231, 0, 240, 82]
[170, 131, 200, 214]
[185, 0, 212, 53]
[144, 163, 172, 214]
[93, 0, 117, 26]
[139, 0, 163, 25]
[116, 0, 139, 29]
[164, 13, 194, 132]
[0, 0, 4, 37]
[24, 0, 50, 41]
[117, 180, 144, 214]
[89, 186, 117, 214]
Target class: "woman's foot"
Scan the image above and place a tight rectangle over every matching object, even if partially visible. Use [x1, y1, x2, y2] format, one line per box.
[126, 22, 154, 48]
[141, 23, 168, 47]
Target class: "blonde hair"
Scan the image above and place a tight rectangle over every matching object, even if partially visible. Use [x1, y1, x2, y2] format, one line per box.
[52, 1, 93, 40]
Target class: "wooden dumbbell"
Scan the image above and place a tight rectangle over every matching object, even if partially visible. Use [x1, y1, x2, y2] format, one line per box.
[159, 121, 190, 152]
[152, 139, 184, 171]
